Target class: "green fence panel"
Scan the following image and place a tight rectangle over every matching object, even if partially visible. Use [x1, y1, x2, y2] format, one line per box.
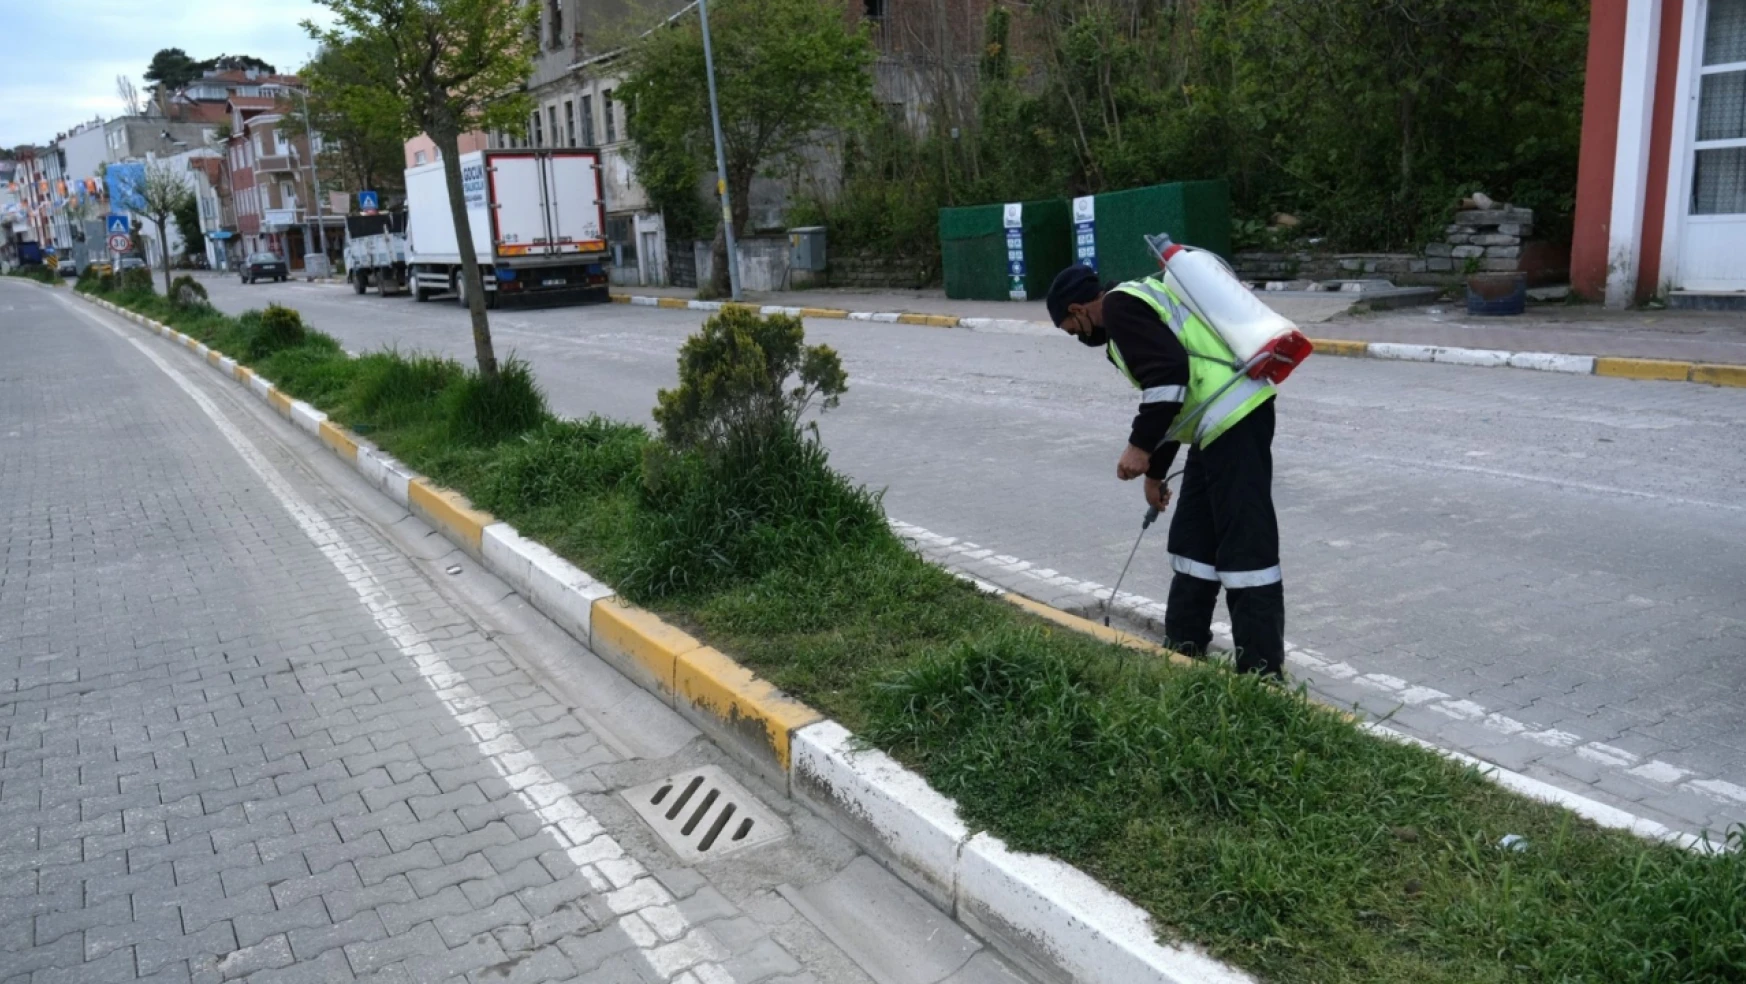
[940, 198, 1072, 301]
[1072, 180, 1231, 285]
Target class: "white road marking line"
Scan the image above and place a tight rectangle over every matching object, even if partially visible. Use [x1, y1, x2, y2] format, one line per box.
[1347, 454, 1746, 513]
[70, 299, 737, 983]
[890, 516, 1742, 841]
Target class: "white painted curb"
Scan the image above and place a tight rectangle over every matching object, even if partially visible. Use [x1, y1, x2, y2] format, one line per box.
[289, 400, 326, 436]
[957, 834, 1254, 984]
[482, 523, 615, 642]
[791, 722, 968, 911]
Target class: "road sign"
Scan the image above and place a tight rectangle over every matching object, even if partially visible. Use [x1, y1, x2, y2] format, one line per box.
[358, 190, 379, 213]
[106, 214, 130, 236]
[108, 233, 132, 253]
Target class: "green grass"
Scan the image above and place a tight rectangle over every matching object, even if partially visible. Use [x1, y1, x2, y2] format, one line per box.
[87, 281, 1746, 983]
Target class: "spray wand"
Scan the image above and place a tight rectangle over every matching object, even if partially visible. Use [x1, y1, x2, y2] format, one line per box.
[1102, 468, 1183, 628]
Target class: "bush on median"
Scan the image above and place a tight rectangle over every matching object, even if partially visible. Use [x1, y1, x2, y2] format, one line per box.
[91, 289, 1746, 983]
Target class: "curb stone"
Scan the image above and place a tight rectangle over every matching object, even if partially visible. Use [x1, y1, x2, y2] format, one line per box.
[608, 292, 1746, 388]
[74, 288, 1251, 984]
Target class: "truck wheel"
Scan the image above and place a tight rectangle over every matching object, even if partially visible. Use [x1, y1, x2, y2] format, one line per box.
[352, 272, 367, 295]
[411, 278, 428, 303]
[455, 274, 468, 307]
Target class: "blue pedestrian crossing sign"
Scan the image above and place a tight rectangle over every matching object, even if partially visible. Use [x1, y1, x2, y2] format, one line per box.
[106, 214, 130, 236]
[358, 191, 379, 212]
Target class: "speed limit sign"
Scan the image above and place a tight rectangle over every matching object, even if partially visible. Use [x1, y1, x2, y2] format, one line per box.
[108, 233, 132, 253]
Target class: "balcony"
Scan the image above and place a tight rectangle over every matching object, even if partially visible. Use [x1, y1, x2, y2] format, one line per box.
[254, 153, 296, 174]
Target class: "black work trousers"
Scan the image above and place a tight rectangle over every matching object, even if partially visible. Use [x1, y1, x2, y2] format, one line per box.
[1161, 399, 1285, 677]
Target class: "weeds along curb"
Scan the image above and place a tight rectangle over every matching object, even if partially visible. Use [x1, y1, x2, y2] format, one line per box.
[609, 292, 1746, 388]
[80, 291, 1253, 984]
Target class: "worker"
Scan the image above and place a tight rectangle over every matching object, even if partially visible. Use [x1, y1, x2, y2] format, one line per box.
[1045, 263, 1284, 677]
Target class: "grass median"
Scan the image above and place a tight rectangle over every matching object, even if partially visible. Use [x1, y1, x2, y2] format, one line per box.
[86, 278, 1746, 983]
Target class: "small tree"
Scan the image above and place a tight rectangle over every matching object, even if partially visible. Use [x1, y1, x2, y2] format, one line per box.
[173, 194, 205, 259]
[306, 0, 537, 380]
[287, 40, 411, 199]
[137, 161, 195, 296]
[145, 48, 201, 91]
[653, 307, 847, 451]
[620, 0, 876, 296]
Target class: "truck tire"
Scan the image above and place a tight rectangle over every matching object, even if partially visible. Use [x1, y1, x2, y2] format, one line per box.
[374, 272, 396, 297]
[411, 277, 428, 302]
[352, 272, 367, 294]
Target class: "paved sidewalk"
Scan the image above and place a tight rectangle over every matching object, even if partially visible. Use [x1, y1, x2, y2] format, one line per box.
[621, 283, 1746, 366]
[1, 282, 1029, 984]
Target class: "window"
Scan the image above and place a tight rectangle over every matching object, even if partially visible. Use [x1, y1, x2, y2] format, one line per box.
[414, 150, 428, 165]
[548, 106, 559, 149]
[603, 90, 615, 143]
[581, 95, 595, 146]
[564, 101, 576, 147]
[548, 0, 564, 49]
[864, 0, 885, 19]
[531, 111, 543, 148]
[282, 181, 296, 207]
[253, 134, 263, 157]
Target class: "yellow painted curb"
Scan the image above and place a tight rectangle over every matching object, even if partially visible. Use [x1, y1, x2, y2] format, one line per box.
[1594, 357, 1692, 382]
[798, 307, 850, 320]
[206, 350, 224, 367]
[656, 297, 688, 309]
[235, 365, 254, 385]
[407, 479, 492, 555]
[1003, 594, 1193, 668]
[609, 293, 630, 304]
[318, 421, 359, 463]
[183, 336, 200, 351]
[266, 388, 293, 416]
[1309, 338, 1370, 358]
[589, 597, 693, 698]
[897, 313, 960, 328]
[722, 302, 762, 316]
[1691, 363, 1746, 388]
[675, 646, 821, 772]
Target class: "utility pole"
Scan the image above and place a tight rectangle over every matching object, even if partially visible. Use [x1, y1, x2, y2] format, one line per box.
[292, 87, 328, 264]
[698, 0, 740, 301]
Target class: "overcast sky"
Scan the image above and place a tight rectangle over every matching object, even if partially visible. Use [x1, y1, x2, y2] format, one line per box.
[0, 0, 338, 148]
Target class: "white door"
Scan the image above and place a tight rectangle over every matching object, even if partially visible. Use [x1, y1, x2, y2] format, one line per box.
[1681, 0, 1746, 291]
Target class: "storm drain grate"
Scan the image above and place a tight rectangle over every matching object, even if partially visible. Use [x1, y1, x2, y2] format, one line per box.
[622, 766, 788, 862]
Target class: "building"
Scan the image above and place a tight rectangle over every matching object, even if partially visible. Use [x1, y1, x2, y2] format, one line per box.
[1572, 0, 1746, 307]
[225, 88, 347, 268]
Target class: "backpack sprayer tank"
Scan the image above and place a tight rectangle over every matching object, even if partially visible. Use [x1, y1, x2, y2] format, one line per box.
[1145, 234, 1314, 384]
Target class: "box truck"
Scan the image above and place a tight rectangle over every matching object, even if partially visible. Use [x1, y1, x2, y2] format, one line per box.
[343, 211, 408, 296]
[404, 150, 610, 306]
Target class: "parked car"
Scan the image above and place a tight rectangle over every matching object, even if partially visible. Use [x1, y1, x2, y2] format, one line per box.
[118, 257, 147, 271]
[240, 252, 288, 284]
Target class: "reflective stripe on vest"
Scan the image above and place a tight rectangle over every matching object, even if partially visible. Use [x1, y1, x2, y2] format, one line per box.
[1141, 385, 1186, 405]
[1109, 276, 1274, 449]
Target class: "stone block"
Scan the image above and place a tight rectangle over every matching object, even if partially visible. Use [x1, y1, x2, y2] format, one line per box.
[1425, 242, 1453, 257]
[1481, 257, 1522, 271]
[1454, 207, 1534, 225]
[1427, 257, 1454, 272]
[1450, 245, 1485, 259]
[1497, 223, 1533, 237]
[1486, 245, 1522, 259]
[1447, 234, 1471, 244]
[1409, 259, 1428, 273]
[1473, 234, 1521, 247]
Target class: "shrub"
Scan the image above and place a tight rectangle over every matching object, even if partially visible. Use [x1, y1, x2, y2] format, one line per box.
[652, 307, 847, 453]
[169, 275, 209, 308]
[119, 266, 154, 292]
[440, 359, 549, 445]
[76, 268, 109, 294]
[244, 304, 307, 360]
[7, 265, 60, 284]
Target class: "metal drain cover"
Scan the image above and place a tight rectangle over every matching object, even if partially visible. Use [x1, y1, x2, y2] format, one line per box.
[622, 766, 788, 862]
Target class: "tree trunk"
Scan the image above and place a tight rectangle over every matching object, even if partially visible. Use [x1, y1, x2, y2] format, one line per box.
[436, 124, 498, 379]
[156, 217, 173, 297]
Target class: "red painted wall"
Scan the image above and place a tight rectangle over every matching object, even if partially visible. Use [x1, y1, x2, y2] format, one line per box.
[1636, 0, 1685, 300]
[1571, 1, 1630, 299]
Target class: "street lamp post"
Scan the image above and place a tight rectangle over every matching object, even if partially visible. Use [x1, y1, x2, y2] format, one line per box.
[698, 0, 741, 301]
[291, 87, 328, 264]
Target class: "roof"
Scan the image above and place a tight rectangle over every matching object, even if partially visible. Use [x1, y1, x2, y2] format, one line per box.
[226, 96, 283, 111]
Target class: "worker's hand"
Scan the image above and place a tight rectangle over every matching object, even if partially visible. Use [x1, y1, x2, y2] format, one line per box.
[1145, 477, 1171, 512]
[1116, 444, 1150, 481]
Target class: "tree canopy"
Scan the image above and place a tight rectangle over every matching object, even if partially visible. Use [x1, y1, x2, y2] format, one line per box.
[285, 39, 412, 199]
[620, 0, 876, 293]
[145, 49, 280, 92]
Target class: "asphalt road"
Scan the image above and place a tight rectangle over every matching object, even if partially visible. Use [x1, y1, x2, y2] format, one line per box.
[1, 279, 1032, 984]
[196, 275, 1746, 838]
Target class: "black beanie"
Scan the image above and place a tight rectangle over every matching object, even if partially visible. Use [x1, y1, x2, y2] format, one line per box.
[1046, 264, 1102, 327]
